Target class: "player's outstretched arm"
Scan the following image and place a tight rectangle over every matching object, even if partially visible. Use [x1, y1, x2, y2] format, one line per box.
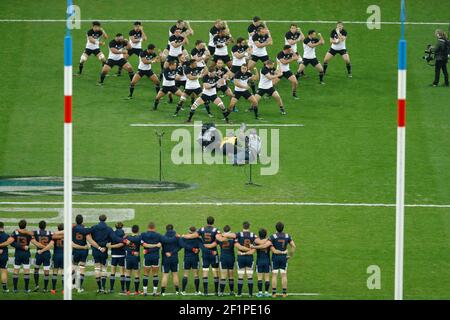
[0, 237, 14, 248]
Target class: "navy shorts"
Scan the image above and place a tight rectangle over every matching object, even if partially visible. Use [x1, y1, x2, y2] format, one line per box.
[0, 256, 8, 269]
[35, 252, 51, 267]
[72, 249, 88, 264]
[92, 249, 108, 265]
[202, 253, 219, 269]
[162, 86, 179, 94]
[220, 255, 235, 270]
[53, 254, 63, 269]
[162, 257, 179, 273]
[231, 65, 242, 74]
[233, 90, 252, 100]
[257, 259, 271, 273]
[125, 256, 140, 270]
[257, 87, 276, 97]
[200, 94, 218, 103]
[144, 254, 160, 267]
[84, 48, 101, 56]
[272, 255, 288, 270]
[106, 58, 127, 68]
[184, 256, 200, 270]
[111, 256, 125, 267]
[328, 48, 347, 56]
[301, 58, 319, 67]
[138, 69, 155, 78]
[237, 255, 254, 269]
[14, 251, 31, 266]
[128, 48, 142, 57]
[184, 87, 202, 96]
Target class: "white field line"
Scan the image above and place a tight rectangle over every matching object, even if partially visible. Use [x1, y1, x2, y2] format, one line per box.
[0, 19, 447, 26]
[1, 201, 450, 208]
[130, 123, 304, 127]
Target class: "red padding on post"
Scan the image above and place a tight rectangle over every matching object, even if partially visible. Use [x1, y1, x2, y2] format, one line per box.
[64, 96, 72, 123]
[398, 99, 406, 127]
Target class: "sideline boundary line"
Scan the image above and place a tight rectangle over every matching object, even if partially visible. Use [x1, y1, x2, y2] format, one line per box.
[1, 201, 450, 208]
[130, 123, 305, 127]
[0, 19, 447, 26]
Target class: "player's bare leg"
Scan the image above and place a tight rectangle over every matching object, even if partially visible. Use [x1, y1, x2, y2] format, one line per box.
[1, 268, 9, 293]
[288, 74, 299, 99]
[78, 262, 86, 292]
[94, 263, 103, 292]
[272, 91, 286, 115]
[212, 97, 230, 123]
[98, 64, 111, 86]
[172, 271, 180, 294]
[342, 53, 352, 77]
[173, 90, 188, 116]
[153, 90, 167, 110]
[281, 270, 288, 297]
[186, 97, 205, 122]
[246, 267, 254, 297]
[296, 63, 306, 80]
[160, 272, 169, 295]
[122, 62, 135, 81]
[151, 266, 160, 295]
[127, 73, 142, 99]
[12, 266, 20, 293]
[150, 74, 161, 94]
[315, 63, 325, 84]
[271, 270, 278, 297]
[109, 265, 117, 293]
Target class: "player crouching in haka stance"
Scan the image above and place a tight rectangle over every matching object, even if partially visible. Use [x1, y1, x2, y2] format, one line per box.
[323, 21, 352, 78]
[186, 66, 231, 123]
[276, 45, 299, 99]
[97, 33, 134, 86]
[296, 30, 325, 84]
[228, 64, 260, 119]
[174, 59, 208, 117]
[153, 60, 185, 111]
[127, 44, 161, 99]
[78, 21, 108, 75]
[255, 60, 287, 116]
[284, 23, 305, 77]
[215, 59, 234, 99]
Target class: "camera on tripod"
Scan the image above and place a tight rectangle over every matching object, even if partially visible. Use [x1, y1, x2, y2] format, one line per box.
[422, 44, 435, 66]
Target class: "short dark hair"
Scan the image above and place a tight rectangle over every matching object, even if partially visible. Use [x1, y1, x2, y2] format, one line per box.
[253, 16, 261, 22]
[166, 224, 174, 231]
[115, 222, 124, 229]
[116, 33, 123, 37]
[259, 228, 267, 239]
[175, 28, 182, 33]
[92, 21, 101, 27]
[18, 219, 27, 229]
[207, 216, 215, 225]
[236, 37, 244, 44]
[134, 21, 141, 26]
[195, 39, 203, 45]
[283, 44, 291, 50]
[223, 225, 231, 233]
[38, 220, 46, 230]
[189, 59, 197, 65]
[276, 222, 284, 232]
[0, 222, 4, 229]
[99, 214, 107, 222]
[243, 221, 250, 229]
[189, 226, 196, 233]
[132, 224, 139, 233]
[147, 43, 155, 50]
[308, 29, 315, 35]
[290, 23, 298, 27]
[148, 222, 155, 229]
[75, 214, 83, 225]
[168, 60, 177, 66]
[57, 223, 64, 231]
[208, 66, 216, 73]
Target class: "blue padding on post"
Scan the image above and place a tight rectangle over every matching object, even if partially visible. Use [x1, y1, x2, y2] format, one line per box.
[64, 36, 72, 67]
[398, 40, 407, 70]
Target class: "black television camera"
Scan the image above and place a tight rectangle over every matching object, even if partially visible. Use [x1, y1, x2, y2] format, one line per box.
[422, 44, 435, 66]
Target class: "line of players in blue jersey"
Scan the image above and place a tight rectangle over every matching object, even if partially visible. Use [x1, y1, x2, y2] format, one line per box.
[0, 215, 295, 298]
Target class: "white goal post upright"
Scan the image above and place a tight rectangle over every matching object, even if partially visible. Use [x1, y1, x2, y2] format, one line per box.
[395, 0, 407, 301]
[64, 0, 74, 301]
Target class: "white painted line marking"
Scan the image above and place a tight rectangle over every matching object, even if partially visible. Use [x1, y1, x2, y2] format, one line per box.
[0, 19, 447, 25]
[1, 201, 450, 208]
[130, 123, 304, 127]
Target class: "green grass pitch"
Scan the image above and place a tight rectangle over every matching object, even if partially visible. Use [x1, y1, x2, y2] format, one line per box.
[0, 0, 449, 300]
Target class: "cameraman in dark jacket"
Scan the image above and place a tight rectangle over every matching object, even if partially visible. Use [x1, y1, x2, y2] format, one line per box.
[431, 29, 449, 87]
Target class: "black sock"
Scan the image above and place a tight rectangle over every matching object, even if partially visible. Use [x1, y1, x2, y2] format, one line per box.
[250, 82, 256, 94]
[129, 85, 135, 97]
[203, 277, 209, 295]
[24, 274, 30, 291]
[161, 287, 166, 294]
[237, 278, 244, 295]
[128, 71, 134, 81]
[272, 287, 277, 295]
[109, 274, 115, 291]
[265, 281, 270, 292]
[61, 278, 64, 290]
[2, 282, 6, 290]
[229, 279, 234, 292]
[323, 63, 328, 74]
[154, 99, 160, 110]
[79, 274, 84, 289]
[214, 277, 219, 294]
[175, 285, 179, 293]
[292, 90, 297, 96]
[346, 63, 352, 74]
[120, 275, 125, 291]
[101, 276, 107, 290]
[319, 72, 324, 82]
[34, 271, 39, 286]
[282, 288, 287, 295]
[153, 275, 159, 288]
[96, 277, 101, 290]
[13, 274, 18, 290]
[194, 277, 200, 292]
[188, 109, 196, 121]
[52, 275, 57, 290]
[219, 279, 226, 293]
[155, 85, 160, 94]
[79, 63, 84, 74]
[258, 280, 263, 292]
[248, 279, 254, 296]
[100, 72, 106, 83]
[222, 110, 230, 120]
[182, 276, 188, 291]
[191, 97, 195, 104]
[118, 66, 123, 75]
[134, 278, 140, 292]
[205, 104, 211, 114]
[253, 106, 259, 118]
[143, 276, 149, 288]
[44, 275, 49, 290]
[125, 276, 131, 291]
